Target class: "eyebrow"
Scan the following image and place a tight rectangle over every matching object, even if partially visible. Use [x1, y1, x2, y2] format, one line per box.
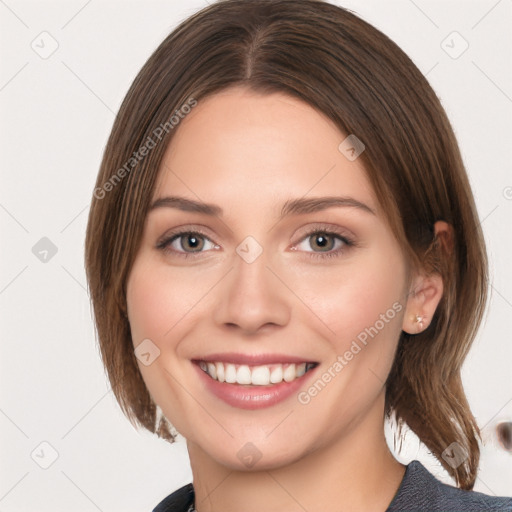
[149, 195, 376, 218]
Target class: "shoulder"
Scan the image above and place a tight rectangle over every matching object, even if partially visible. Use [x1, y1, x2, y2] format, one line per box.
[387, 460, 512, 512]
[153, 463, 512, 512]
[152, 483, 195, 512]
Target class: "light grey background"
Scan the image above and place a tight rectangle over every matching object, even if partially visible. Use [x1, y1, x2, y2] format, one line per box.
[0, 0, 511, 510]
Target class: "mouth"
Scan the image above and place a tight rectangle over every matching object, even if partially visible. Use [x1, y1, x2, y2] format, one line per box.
[193, 360, 319, 386]
[191, 354, 320, 409]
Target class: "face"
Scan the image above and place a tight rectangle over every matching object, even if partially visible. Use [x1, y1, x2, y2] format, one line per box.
[126, 87, 412, 470]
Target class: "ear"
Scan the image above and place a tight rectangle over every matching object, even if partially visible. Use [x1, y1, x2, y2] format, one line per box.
[402, 221, 452, 334]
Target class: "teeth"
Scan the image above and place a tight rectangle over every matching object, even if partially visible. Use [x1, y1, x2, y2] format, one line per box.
[225, 363, 237, 383]
[251, 366, 270, 385]
[236, 365, 252, 385]
[207, 362, 217, 380]
[270, 365, 283, 384]
[198, 361, 317, 386]
[283, 363, 296, 382]
[215, 362, 225, 383]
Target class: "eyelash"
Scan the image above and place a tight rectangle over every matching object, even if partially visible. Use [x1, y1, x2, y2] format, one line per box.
[156, 226, 355, 260]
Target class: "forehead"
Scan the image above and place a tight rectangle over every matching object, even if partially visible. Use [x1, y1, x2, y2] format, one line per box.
[153, 87, 377, 216]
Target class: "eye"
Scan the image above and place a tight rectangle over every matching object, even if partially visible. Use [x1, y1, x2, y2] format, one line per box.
[293, 229, 354, 259]
[156, 226, 354, 260]
[157, 230, 219, 256]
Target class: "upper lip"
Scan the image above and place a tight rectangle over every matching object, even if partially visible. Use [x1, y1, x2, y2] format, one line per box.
[193, 353, 318, 365]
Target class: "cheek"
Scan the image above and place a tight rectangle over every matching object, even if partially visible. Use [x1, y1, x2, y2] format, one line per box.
[289, 253, 406, 433]
[283, 249, 407, 353]
[127, 259, 204, 344]
[126, 266, 169, 344]
[126, 260, 201, 434]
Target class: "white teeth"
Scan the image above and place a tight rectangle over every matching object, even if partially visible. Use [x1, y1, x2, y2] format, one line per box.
[199, 361, 316, 386]
[269, 366, 283, 383]
[296, 362, 306, 377]
[236, 365, 252, 385]
[207, 362, 217, 380]
[215, 362, 225, 383]
[283, 363, 296, 382]
[225, 363, 237, 383]
[251, 366, 270, 385]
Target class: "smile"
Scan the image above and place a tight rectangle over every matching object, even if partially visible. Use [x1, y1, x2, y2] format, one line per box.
[197, 361, 318, 386]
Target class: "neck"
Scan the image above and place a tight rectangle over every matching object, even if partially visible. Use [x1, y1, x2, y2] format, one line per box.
[187, 395, 405, 512]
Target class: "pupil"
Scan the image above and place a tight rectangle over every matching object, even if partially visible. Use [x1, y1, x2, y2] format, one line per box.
[312, 233, 332, 251]
[185, 235, 202, 251]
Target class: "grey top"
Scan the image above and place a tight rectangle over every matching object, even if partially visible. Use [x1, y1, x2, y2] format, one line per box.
[387, 460, 512, 511]
[153, 460, 512, 511]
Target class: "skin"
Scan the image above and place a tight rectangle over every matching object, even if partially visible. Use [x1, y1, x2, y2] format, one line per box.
[126, 87, 447, 512]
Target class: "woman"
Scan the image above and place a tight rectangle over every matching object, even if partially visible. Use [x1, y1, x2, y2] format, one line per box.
[85, 0, 512, 510]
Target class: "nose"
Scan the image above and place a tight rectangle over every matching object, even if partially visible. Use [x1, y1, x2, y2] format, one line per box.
[212, 251, 291, 336]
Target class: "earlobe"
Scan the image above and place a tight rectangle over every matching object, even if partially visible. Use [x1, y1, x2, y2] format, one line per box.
[402, 273, 444, 334]
[413, 313, 426, 333]
[402, 221, 451, 335]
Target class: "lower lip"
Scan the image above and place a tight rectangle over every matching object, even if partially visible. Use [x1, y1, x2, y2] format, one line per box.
[193, 363, 318, 410]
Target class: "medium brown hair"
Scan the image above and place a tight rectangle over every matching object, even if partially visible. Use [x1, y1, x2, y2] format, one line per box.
[85, 0, 488, 489]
